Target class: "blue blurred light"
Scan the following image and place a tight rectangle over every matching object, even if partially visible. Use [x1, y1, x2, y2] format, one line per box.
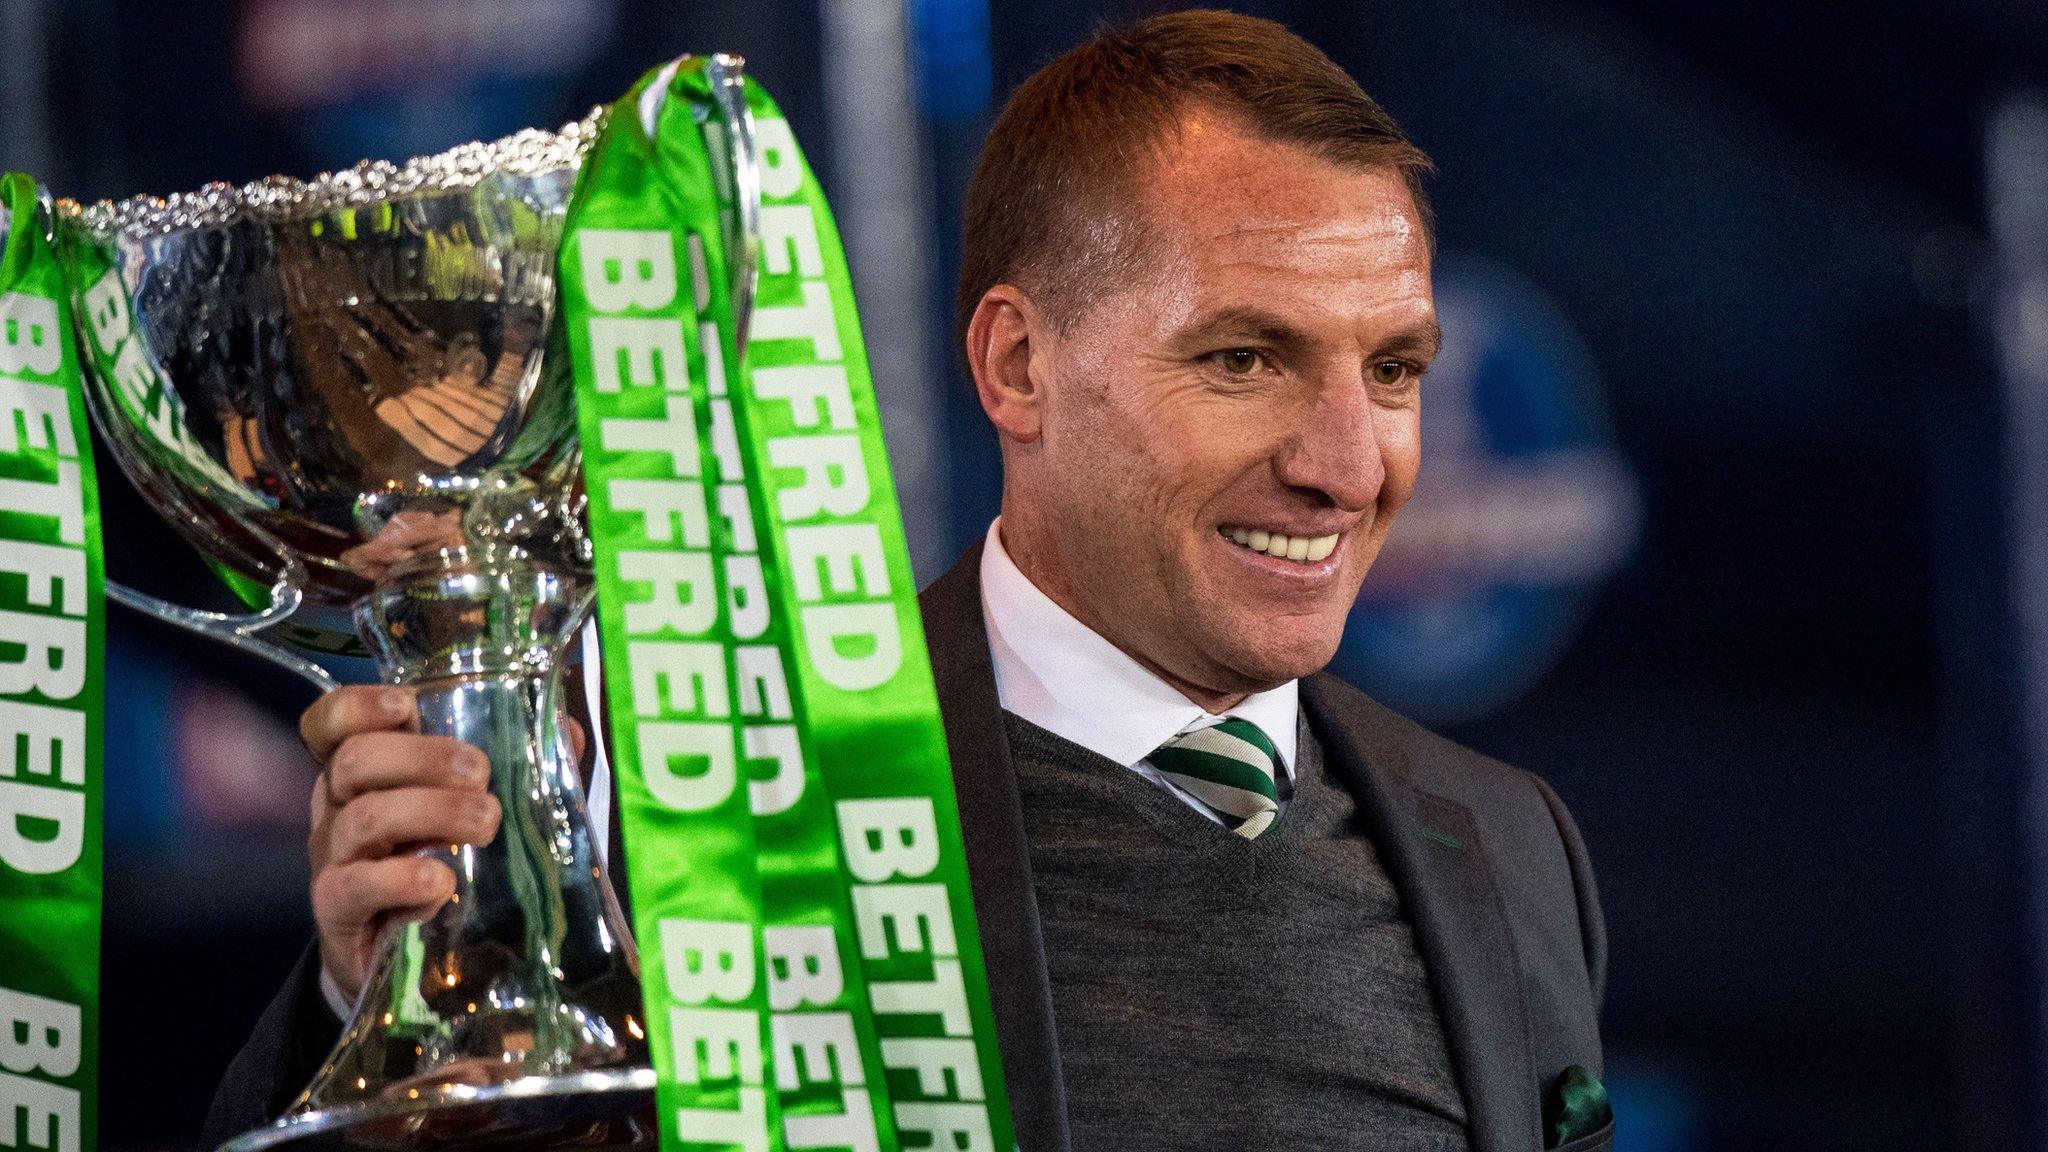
[1606, 1052, 1706, 1152]
[102, 630, 178, 847]
[1336, 257, 1639, 725]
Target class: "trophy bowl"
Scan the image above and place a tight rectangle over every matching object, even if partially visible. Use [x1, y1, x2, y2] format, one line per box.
[50, 53, 759, 1152]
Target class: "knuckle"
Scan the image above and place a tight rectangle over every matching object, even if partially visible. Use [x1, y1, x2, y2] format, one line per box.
[299, 706, 325, 752]
[417, 858, 454, 894]
[332, 799, 377, 857]
[333, 687, 389, 739]
[397, 735, 447, 777]
[310, 866, 350, 918]
[302, 688, 360, 756]
[444, 742, 488, 787]
[327, 742, 361, 795]
[417, 736, 454, 774]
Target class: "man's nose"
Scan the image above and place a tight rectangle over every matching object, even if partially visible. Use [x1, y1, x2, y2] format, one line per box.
[1271, 375, 1385, 513]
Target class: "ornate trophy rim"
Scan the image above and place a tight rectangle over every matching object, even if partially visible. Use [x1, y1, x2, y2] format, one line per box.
[54, 107, 607, 240]
[37, 55, 772, 1152]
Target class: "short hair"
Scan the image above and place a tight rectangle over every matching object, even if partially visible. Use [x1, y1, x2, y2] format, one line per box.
[955, 8, 1434, 342]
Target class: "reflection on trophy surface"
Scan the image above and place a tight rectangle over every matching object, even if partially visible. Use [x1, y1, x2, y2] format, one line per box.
[52, 55, 759, 1151]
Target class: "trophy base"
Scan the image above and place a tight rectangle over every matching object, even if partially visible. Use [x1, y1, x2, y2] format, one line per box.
[216, 1069, 658, 1152]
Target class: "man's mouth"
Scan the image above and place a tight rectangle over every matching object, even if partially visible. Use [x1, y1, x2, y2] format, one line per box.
[1217, 524, 1340, 564]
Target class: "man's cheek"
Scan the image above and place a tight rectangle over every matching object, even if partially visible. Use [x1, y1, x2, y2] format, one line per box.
[1347, 526, 1396, 587]
[1383, 420, 1424, 499]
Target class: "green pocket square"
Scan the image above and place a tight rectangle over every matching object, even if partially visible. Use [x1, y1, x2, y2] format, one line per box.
[1543, 1064, 1613, 1148]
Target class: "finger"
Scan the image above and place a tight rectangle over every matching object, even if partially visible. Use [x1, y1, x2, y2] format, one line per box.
[313, 855, 456, 941]
[565, 716, 587, 765]
[326, 787, 501, 867]
[301, 685, 417, 762]
[326, 733, 490, 806]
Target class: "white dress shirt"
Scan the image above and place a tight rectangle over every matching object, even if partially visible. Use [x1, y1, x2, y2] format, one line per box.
[979, 520, 1298, 819]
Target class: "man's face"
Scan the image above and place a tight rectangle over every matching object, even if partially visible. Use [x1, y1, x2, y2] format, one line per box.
[1010, 115, 1437, 700]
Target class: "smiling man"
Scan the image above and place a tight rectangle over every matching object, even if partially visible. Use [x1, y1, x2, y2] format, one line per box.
[209, 9, 1607, 1152]
[931, 10, 1608, 1152]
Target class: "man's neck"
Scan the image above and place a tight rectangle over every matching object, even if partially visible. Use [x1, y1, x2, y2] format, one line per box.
[994, 516, 1252, 715]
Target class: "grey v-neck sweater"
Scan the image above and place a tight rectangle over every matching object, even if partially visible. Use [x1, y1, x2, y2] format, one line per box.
[1005, 711, 1470, 1151]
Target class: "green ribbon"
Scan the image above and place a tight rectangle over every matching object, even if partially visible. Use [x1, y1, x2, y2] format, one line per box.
[658, 68, 907, 1151]
[0, 172, 107, 1152]
[562, 64, 782, 1149]
[730, 79, 1014, 1152]
[562, 59, 1013, 1151]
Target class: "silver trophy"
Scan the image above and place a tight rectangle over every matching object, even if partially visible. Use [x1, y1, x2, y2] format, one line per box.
[54, 54, 762, 1152]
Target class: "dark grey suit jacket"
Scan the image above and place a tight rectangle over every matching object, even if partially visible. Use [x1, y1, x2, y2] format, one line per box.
[206, 542, 1607, 1151]
[924, 542, 1607, 1152]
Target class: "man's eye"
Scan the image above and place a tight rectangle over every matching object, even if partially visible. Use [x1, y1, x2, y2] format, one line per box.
[1217, 349, 1262, 375]
[1370, 360, 1414, 387]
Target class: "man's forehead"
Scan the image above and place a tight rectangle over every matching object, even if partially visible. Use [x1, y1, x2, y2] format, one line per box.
[1130, 133, 1438, 346]
[1192, 203, 1429, 272]
[1138, 117, 1428, 264]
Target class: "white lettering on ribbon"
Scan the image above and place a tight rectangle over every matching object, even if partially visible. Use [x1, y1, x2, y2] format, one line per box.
[582, 226, 774, 1148]
[0, 286, 92, 1149]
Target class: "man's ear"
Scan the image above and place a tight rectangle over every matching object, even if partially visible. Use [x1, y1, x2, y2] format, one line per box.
[965, 284, 1045, 444]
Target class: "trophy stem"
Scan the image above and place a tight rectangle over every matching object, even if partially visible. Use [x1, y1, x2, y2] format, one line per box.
[223, 546, 655, 1152]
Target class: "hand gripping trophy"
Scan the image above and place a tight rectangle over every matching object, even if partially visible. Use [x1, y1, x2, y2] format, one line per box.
[0, 52, 1013, 1152]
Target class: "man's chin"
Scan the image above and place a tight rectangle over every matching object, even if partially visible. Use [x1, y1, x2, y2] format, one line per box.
[1205, 628, 1346, 692]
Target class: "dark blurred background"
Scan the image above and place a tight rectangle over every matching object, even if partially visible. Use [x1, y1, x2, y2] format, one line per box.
[8, 0, 2048, 1148]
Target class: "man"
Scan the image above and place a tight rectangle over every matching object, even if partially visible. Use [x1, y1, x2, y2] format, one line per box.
[208, 10, 1607, 1151]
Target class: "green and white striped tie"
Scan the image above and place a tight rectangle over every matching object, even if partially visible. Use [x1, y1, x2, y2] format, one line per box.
[1148, 718, 1283, 839]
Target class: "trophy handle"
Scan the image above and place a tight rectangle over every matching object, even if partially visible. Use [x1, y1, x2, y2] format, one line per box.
[705, 52, 763, 350]
[79, 408, 340, 693]
[106, 561, 339, 694]
[54, 182, 338, 696]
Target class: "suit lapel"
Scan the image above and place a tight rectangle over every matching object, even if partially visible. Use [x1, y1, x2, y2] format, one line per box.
[919, 541, 1072, 1152]
[1303, 676, 1540, 1152]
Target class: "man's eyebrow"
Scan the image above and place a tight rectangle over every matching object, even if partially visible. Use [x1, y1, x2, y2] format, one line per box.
[1178, 306, 1312, 346]
[1177, 309, 1443, 359]
[1377, 319, 1443, 360]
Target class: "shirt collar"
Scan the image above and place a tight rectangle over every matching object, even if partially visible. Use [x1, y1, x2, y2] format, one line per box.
[978, 519, 1299, 771]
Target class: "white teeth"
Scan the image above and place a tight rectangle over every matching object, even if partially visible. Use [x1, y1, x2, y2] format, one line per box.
[1219, 526, 1342, 565]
